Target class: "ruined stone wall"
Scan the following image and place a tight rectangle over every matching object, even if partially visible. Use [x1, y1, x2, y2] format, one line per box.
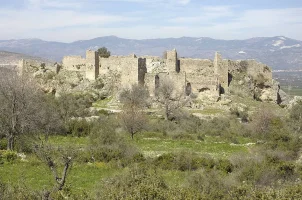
[145, 57, 166, 73]
[166, 49, 177, 72]
[145, 72, 186, 97]
[214, 53, 229, 93]
[62, 51, 99, 81]
[62, 56, 86, 71]
[86, 50, 99, 80]
[138, 58, 147, 85]
[179, 59, 214, 74]
[246, 60, 272, 82]
[99, 56, 140, 87]
[178, 58, 219, 96]
[18, 59, 55, 75]
[228, 59, 272, 83]
[145, 73, 156, 96]
[185, 75, 218, 94]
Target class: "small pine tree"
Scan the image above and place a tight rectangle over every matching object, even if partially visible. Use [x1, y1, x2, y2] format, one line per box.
[97, 47, 111, 58]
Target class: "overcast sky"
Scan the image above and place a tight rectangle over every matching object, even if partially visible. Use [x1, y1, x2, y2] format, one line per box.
[1, 0, 302, 42]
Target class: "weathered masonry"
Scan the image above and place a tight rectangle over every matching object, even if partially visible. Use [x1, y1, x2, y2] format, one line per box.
[34, 48, 272, 100]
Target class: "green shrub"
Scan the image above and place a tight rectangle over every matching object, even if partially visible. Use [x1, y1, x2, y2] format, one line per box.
[96, 164, 168, 199]
[154, 152, 216, 172]
[0, 139, 7, 150]
[276, 162, 296, 179]
[171, 132, 195, 140]
[14, 135, 34, 153]
[1, 150, 17, 163]
[216, 159, 234, 173]
[0, 181, 41, 200]
[88, 119, 140, 165]
[67, 119, 91, 137]
[153, 153, 175, 170]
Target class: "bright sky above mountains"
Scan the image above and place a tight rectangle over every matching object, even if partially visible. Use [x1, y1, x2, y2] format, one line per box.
[1, 0, 302, 42]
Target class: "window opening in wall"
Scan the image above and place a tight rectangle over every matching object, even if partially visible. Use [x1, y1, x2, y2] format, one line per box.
[185, 83, 192, 96]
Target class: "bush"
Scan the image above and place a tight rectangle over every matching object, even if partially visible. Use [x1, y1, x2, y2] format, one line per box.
[230, 106, 249, 122]
[216, 159, 234, 173]
[0, 181, 41, 200]
[67, 119, 91, 137]
[0, 150, 17, 163]
[186, 170, 227, 199]
[153, 152, 217, 172]
[202, 117, 231, 136]
[88, 118, 140, 165]
[0, 139, 7, 150]
[14, 136, 34, 153]
[96, 164, 168, 199]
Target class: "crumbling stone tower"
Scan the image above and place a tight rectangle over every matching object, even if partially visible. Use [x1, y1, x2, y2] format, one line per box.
[166, 49, 178, 72]
[85, 50, 99, 80]
[214, 52, 229, 94]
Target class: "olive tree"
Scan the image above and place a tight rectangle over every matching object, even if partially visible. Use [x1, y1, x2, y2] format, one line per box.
[155, 78, 187, 120]
[0, 68, 61, 150]
[119, 84, 149, 139]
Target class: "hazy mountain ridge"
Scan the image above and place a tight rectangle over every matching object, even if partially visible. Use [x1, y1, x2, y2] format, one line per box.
[0, 36, 302, 70]
[0, 50, 54, 66]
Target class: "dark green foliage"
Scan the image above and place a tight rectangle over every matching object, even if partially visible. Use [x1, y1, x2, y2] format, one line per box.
[154, 152, 225, 172]
[14, 135, 34, 153]
[67, 119, 91, 137]
[0, 150, 17, 163]
[55, 93, 93, 123]
[0, 139, 7, 150]
[97, 47, 111, 58]
[216, 159, 234, 173]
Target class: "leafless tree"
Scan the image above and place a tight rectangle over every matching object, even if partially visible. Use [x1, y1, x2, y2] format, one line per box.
[0, 68, 61, 150]
[251, 105, 275, 135]
[120, 109, 147, 139]
[119, 84, 149, 109]
[155, 78, 187, 120]
[34, 140, 74, 200]
[119, 84, 149, 139]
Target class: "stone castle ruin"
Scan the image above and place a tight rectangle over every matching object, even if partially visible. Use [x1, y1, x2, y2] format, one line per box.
[18, 49, 282, 104]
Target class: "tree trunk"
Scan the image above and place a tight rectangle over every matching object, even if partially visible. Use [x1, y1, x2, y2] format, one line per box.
[165, 104, 169, 120]
[7, 135, 14, 151]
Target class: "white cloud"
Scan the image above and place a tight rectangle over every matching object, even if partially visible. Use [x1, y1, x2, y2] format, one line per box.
[168, 5, 233, 23]
[0, 8, 137, 32]
[177, 0, 190, 5]
[28, 0, 82, 8]
[0, 3, 302, 42]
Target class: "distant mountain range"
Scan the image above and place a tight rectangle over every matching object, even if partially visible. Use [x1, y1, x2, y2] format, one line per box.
[0, 50, 53, 67]
[0, 36, 302, 70]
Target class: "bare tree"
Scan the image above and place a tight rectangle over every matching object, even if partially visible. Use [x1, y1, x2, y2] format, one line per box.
[119, 84, 149, 109]
[250, 105, 275, 135]
[34, 141, 74, 200]
[119, 84, 149, 139]
[155, 78, 187, 120]
[0, 68, 61, 150]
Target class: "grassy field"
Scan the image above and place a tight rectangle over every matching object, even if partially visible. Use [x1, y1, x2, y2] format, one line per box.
[281, 86, 302, 97]
[0, 130, 252, 194]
